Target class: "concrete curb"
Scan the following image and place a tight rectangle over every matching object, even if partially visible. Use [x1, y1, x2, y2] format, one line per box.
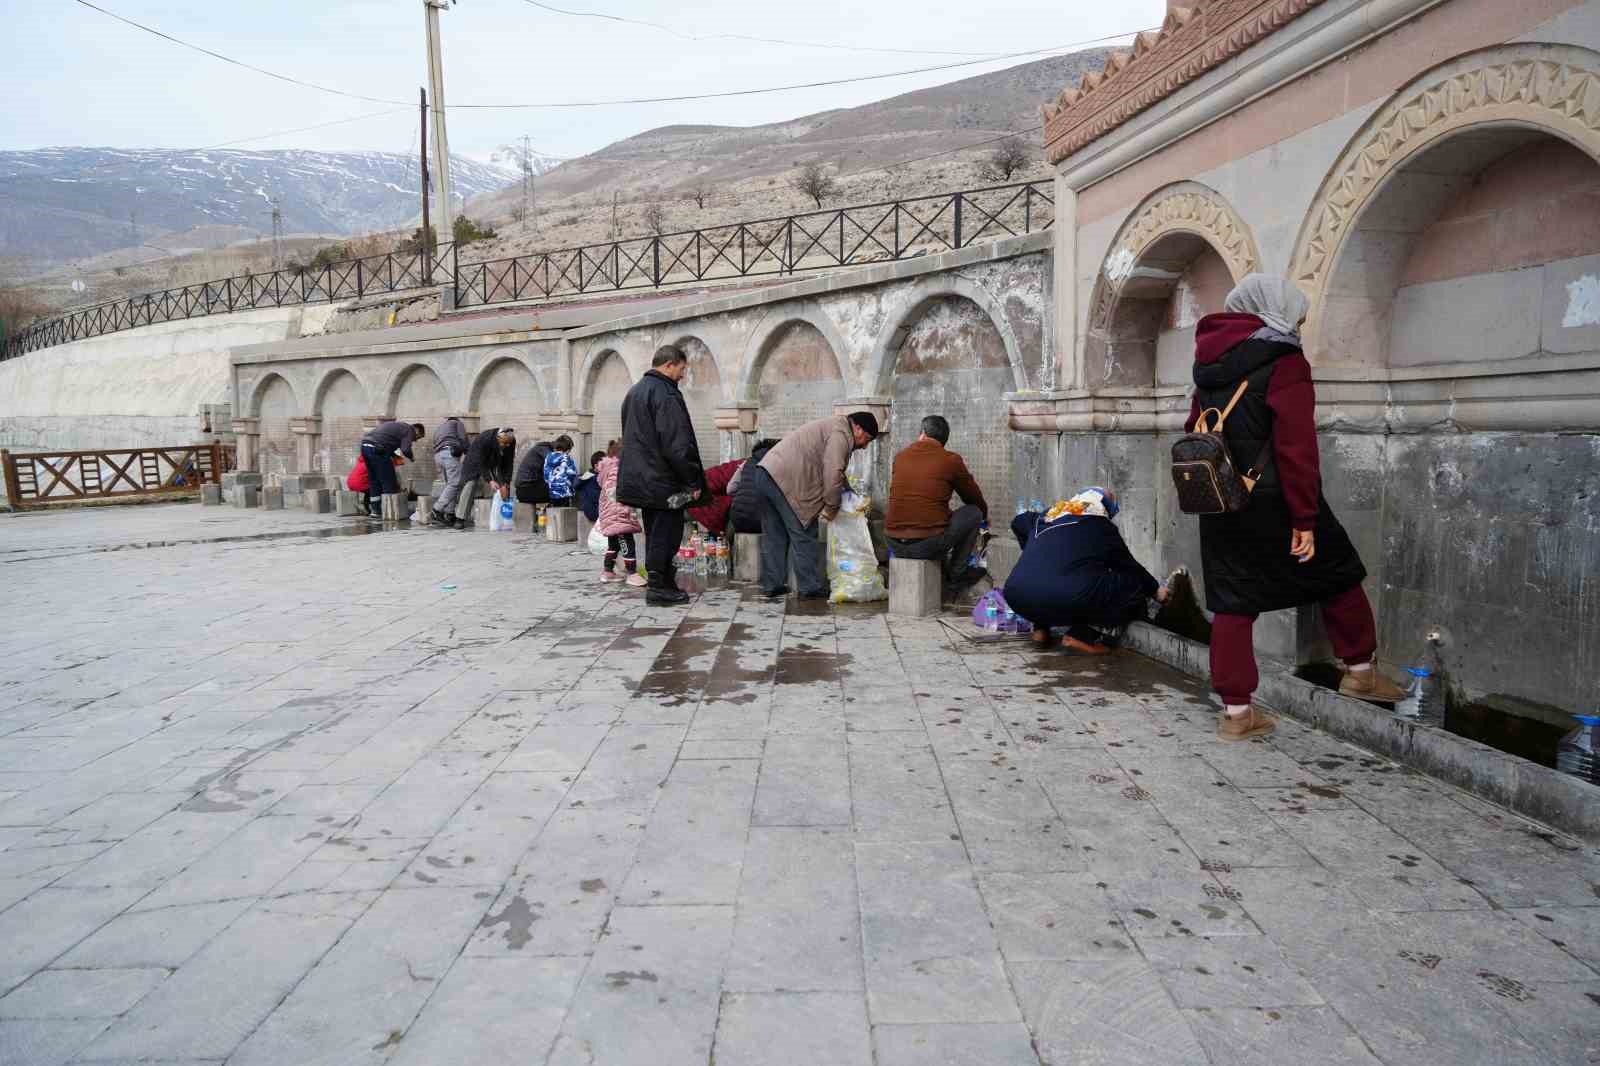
[1122, 622, 1600, 844]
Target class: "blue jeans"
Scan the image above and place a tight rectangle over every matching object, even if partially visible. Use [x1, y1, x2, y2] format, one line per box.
[752, 466, 825, 596]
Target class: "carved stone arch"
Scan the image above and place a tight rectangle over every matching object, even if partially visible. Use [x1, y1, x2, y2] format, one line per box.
[1291, 43, 1600, 354]
[737, 303, 852, 405]
[310, 367, 369, 416]
[864, 275, 1029, 398]
[249, 371, 299, 417]
[1085, 181, 1262, 343]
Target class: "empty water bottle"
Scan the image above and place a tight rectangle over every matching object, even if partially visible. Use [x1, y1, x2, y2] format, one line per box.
[1393, 667, 1444, 726]
[1030, 498, 1045, 514]
[1015, 498, 1027, 516]
[1557, 716, 1600, 786]
[984, 600, 1000, 630]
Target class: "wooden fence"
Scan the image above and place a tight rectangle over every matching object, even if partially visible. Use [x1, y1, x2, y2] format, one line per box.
[1, 443, 232, 510]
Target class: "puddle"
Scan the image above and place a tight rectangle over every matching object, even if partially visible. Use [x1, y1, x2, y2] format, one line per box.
[1295, 665, 1571, 770]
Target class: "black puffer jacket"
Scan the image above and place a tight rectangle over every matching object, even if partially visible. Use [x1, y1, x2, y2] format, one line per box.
[460, 427, 514, 485]
[729, 439, 775, 534]
[617, 370, 705, 509]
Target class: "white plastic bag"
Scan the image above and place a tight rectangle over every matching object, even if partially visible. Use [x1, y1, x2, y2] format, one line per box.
[588, 525, 608, 556]
[828, 490, 886, 603]
[488, 490, 513, 532]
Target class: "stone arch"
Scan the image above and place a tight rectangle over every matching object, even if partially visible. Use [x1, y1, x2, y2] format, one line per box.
[311, 368, 367, 416]
[382, 363, 451, 417]
[1291, 43, 1600, 361]
[579, 346, 634, 451]
[738, 304, 852, 405]
[468, 354, 548, 413]
[249, 372, 298, 418]
[1083, 181, 1261, 387]
[663, 334, 725, 463]
[865, 275, 1030, 397]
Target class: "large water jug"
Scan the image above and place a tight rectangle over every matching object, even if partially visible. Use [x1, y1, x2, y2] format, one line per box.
[1557, 715, 1600, 785]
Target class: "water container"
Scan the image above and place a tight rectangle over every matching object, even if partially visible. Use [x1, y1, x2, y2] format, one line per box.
[1393, 667, 1444, 726]
[1015, 498, 1027, 516]
[983, 601, 999, 630]
[1030, 498, 1045, 514]
[1558, 716, 1600, 785]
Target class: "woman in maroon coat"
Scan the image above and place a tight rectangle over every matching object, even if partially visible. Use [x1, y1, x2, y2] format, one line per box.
[1187, 275, 1403, 741]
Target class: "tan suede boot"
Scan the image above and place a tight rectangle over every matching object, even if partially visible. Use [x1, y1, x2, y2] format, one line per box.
[1217, 707, 1276, 741]
[1339, 666, 1407, 704]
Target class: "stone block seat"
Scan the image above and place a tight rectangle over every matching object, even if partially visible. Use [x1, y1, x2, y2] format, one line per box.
[546, 506, 578, 542]
[888, 557, 943, 617]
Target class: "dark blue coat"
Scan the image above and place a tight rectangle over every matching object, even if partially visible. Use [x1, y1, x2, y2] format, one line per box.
[1002, 512, 1159, 629]
[576, 473, 601, 522]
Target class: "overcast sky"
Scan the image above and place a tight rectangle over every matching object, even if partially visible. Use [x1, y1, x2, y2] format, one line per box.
[8, 0, 1165, 162]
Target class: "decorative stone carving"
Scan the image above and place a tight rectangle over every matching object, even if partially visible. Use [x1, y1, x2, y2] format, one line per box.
[1292, 47, 1600, 347]
[1043, 0, 1328, 164]
[1085, 184, 1261, 341]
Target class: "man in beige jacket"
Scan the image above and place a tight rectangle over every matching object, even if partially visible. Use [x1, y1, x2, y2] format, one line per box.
[750, 411, 879, 598]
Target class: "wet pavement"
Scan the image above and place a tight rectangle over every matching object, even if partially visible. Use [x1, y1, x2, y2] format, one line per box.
[1, 503, 1598, 1065]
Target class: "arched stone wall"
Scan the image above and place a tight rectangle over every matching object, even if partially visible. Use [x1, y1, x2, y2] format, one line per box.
[663, 335, 725, 465]
[387, 364, 452, 487]
[251, 373, 298, 478]
[738, 305, 853, 406]
[582, 349, 633, 455]
[1292, 43, 1600, 362]
[471, 356, 546, 467]
[1083, 182, 1261, 387]
[312, 369, 367, 475]
[865, 276, 1031, 398]
[749, 321, 846, 438]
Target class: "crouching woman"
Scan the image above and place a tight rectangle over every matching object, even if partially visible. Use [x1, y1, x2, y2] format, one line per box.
[1003, 488, 1173, 654]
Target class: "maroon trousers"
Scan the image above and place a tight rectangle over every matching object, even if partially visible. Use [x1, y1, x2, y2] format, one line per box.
[1210, 584, 1376, 705]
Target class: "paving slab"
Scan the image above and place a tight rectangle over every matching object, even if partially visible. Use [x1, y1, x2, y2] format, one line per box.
[0, 504, 1593, 1065]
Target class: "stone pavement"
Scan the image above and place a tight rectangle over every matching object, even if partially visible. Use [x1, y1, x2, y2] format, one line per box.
[1, 503, 1599, 1066]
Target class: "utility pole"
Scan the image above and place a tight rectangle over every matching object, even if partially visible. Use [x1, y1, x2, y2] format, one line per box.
[419, 87, 433, 279]
[611, 190, 620, 239]
[423, 0, 455, 244]
[268, 198, 284, 269]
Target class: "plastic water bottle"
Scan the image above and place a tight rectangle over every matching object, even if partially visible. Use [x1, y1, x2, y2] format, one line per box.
[984, 601, 1000, 630]
[1015, 498, 1027, 516]
[1557, 715, 1600, 785]
[1030, 498, 1044, 514]
[1393, 667, 1444, 726]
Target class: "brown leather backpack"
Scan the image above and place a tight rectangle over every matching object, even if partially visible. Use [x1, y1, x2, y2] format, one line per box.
[1171, 379, 1266, 515]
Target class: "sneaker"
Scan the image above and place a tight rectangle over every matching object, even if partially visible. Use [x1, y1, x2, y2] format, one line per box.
[626, 573, 647, 588]
[1339, 666, 1407, 704]
[600, 571, 621, 583]
[646, 587, 691, 606]
[1217, 707, 1276, 742]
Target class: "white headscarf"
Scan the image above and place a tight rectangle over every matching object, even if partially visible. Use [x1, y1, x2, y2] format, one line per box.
[1223, 274, 1310, 339]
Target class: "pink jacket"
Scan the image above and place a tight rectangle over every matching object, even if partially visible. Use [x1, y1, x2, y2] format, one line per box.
[596, 456, 641, 536]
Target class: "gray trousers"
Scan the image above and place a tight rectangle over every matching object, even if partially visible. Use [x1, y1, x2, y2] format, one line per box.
[454, 477, 486, 522]
[433, 452, 465, 513]
[888, 504, 984, 583]
[752, 467, 826, 596]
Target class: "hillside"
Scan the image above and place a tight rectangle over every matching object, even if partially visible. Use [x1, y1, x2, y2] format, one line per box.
[0, 148, 517, 272]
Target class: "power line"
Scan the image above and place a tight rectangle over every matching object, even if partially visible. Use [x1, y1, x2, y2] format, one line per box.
[71, 0, 411, 105]
[448, 31, 1145, 110]
[517, 0, 1018, 58]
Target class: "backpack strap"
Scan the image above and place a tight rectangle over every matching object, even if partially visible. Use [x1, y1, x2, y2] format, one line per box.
[1192, 378, 1250, 434]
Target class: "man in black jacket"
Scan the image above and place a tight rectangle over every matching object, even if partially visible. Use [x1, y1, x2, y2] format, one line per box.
[453, 426, 516, 528]
[618, 347, 706, 605]
[360, 420, 425, 518]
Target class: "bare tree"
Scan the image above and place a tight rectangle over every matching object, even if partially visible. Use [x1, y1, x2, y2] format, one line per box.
[790, 162, 837, 209]
[642, 201, 668, 235]
[509, 202, 528, 224]
[688, 183, 710, 210]
[985, 137, 1031, 182]
[0, 279, 49, 343]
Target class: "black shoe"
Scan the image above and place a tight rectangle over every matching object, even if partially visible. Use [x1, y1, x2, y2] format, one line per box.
[797, 589, 830, 601]
[646, 587, 691, 606]
[763, 585, 790, 599]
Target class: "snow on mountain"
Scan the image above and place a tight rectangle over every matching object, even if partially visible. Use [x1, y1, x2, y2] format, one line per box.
[0, 148, 518, 269]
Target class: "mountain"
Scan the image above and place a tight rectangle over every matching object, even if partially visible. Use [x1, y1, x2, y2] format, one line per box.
[473, 50, 1112, 215]
[0, 149, 517, 271]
